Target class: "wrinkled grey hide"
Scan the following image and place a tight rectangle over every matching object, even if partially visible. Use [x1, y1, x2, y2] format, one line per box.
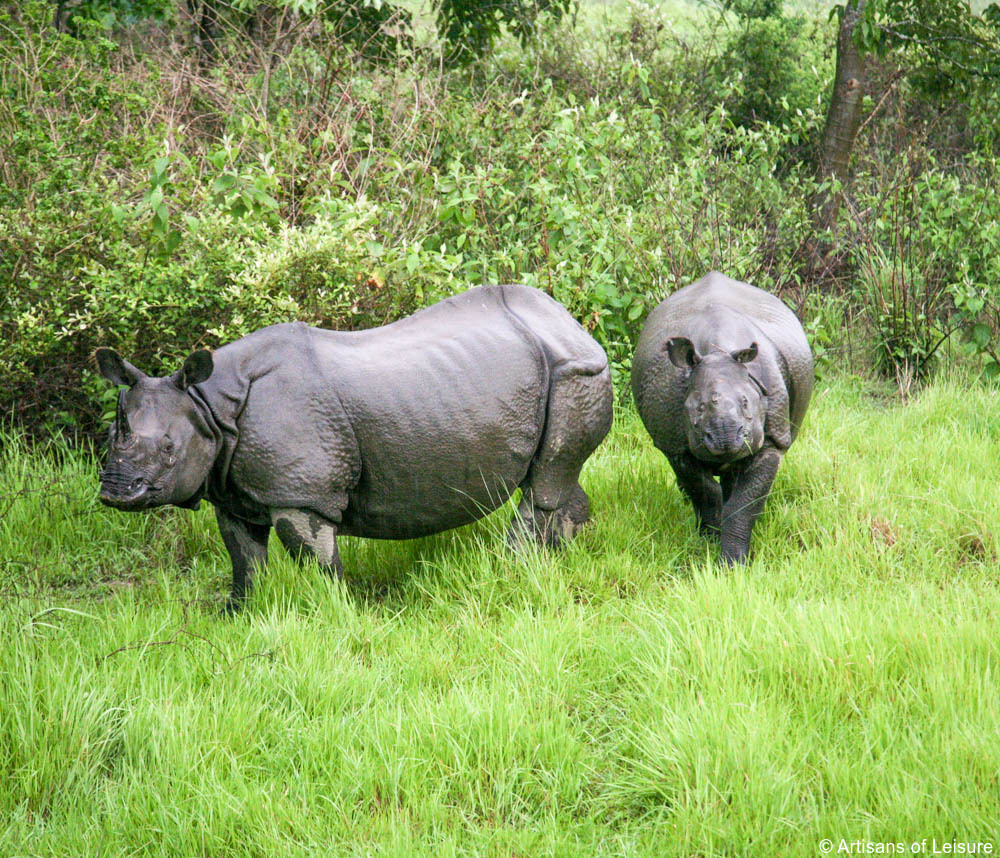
[96, 284, 613, 610]
[631, 271, 813, 563]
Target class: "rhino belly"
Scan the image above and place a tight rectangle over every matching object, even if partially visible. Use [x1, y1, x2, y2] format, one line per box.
[336, 330, 547, 539]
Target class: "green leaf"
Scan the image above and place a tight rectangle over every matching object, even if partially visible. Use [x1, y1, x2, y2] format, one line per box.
[154, 201, 168, 227]
[212, 173, 237, 194]
[152, 156, 170, 182]
[163, 229, 182, 254]
[971, 323, 992, 349]
[256, 192, 279, 210]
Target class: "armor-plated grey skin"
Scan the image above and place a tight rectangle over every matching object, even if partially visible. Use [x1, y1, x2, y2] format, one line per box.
[631, 272, 813, 564]
[95, 284, 613, 611]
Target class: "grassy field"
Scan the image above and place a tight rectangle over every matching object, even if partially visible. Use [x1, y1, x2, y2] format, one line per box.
[2, 372, 1000, 856]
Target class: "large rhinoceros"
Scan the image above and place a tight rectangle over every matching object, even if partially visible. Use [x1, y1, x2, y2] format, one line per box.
[96, 284, 613, 610]
[631, 271, 813, 563]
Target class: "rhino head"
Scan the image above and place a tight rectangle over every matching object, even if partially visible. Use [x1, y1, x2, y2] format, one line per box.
[666, 337, 767, 464]
[95, 348, 217, 511]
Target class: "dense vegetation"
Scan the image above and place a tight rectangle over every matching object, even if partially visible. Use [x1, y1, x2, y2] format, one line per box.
[2, 0, 999, 437]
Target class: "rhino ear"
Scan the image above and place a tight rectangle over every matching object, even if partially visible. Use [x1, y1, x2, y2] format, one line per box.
[732, 342, 758, 364]
[666, 337, 701, 368]
[94, 348, 145, 386]
[172, 349, 214, 390]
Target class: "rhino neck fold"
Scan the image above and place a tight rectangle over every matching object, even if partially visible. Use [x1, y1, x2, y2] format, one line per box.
[186, 379, 238, 505]
[183, 323, 345, 514]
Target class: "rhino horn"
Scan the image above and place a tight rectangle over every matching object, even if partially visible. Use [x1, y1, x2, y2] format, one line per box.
[115, 389, 132, 441]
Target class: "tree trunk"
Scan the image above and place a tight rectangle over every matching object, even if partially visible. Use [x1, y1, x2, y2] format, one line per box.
[186, 0, 220, 70]
[53, 0, 68, 31]
[814, 0, 868, 239]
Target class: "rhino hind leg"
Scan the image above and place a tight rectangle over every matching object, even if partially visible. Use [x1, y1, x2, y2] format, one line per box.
[509, 482, 590, 549]
[507, 365, 612, 549]
[271, 508, 344, 580]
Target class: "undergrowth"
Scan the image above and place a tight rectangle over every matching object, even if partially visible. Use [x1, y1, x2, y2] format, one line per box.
[2, 1, 999, 437]
[2, 372, 999, 855]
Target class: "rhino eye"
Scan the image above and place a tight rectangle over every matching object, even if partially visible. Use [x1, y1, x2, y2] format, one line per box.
[741, 396, 749, 410]
[162, 438, 175, 455]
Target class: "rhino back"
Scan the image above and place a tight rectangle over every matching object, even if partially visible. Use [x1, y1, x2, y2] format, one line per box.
[633, 272, 813, 451]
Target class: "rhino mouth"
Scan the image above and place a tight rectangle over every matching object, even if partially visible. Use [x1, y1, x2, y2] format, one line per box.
[692, 427, 757, 463]
[694, 446, 748, 465]
[99, 470, 157, 510]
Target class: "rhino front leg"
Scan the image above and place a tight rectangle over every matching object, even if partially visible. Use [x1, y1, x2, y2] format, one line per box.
[720, 447, 782, 564]
[214, 507, 271, 613]
[667, 452, 723, 537]
[270, 508, 344, 580]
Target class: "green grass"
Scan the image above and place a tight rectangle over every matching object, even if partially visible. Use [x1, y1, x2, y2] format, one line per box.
[2, 372, 1000, 856]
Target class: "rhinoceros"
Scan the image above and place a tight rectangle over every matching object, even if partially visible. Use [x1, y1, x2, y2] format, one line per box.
[96, 284, 613, 610]
[631, 272, 813, 563]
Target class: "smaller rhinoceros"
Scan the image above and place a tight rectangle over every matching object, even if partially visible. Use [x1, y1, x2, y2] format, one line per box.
[631, 272, 813, 563]
[95, 284, 613, 611]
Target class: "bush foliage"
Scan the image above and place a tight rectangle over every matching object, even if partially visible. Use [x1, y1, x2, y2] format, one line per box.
[1, 0, 999, 439]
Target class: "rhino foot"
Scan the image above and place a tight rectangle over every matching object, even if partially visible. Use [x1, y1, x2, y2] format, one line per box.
[507, 483, 590, 550]
[214, 507, 270, 612]
[220, 594, 245, 618]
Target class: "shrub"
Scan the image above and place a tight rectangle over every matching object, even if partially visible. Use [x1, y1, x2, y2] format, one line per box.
[848, 147, 1000, 384]
[4, 0, 999, 443]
